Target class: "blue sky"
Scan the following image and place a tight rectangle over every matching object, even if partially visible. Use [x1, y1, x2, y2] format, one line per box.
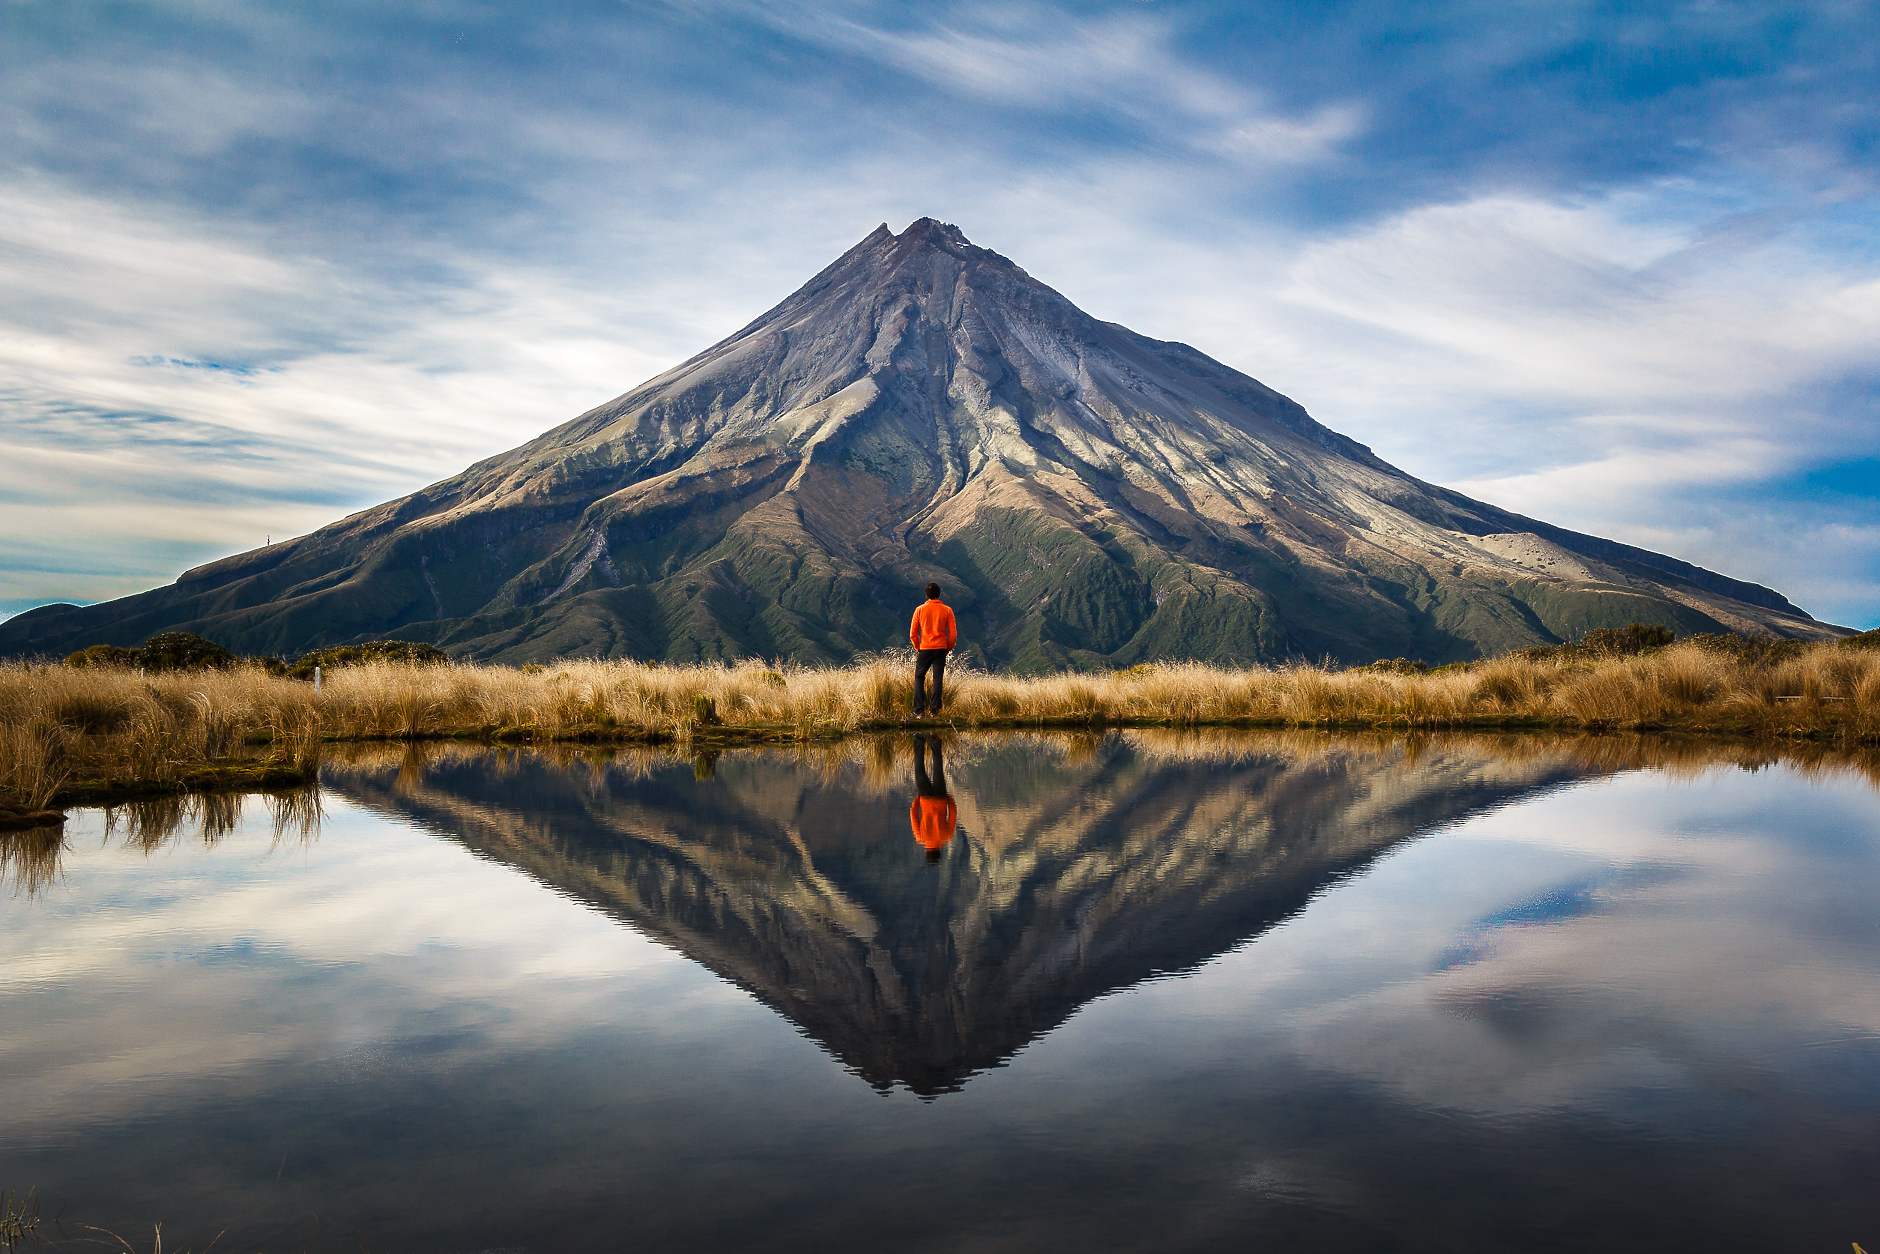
[2, 0, 1875, 627]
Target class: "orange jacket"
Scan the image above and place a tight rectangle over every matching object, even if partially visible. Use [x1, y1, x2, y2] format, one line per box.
[909, 795, 958, 850]
[910, 600, 957, 651]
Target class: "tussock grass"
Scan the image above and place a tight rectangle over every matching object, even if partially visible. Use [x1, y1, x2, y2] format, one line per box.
[6, 640, 1880, 806]
[0, 662, 326, 811]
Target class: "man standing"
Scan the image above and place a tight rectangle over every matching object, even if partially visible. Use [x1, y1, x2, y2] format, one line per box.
[909, 582, 957, 718]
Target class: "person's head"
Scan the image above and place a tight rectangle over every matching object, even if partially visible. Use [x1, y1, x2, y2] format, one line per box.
[925, 582, 941, 600]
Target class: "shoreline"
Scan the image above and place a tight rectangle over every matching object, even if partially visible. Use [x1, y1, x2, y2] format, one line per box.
[6, 635, 1877, 824]
[7, 713, 1875, 825]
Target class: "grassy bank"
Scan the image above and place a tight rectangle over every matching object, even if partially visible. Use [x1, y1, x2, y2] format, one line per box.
[3, 636, 1879, 816]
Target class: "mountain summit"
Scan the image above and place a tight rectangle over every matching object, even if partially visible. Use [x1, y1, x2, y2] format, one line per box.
[3, 218, 1839, 666]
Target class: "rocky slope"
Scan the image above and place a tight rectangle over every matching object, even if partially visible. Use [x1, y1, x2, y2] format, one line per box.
[2, 218, 1842, 667]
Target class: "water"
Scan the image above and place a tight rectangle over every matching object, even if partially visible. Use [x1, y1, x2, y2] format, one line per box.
[2, 732, 1877, 1252]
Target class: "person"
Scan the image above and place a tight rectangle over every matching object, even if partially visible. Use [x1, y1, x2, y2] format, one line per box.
[909, 734, 957, 863]
[908, 582, 957, 718]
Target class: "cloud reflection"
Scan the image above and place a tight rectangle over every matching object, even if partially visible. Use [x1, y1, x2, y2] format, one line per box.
[2, 731, 1878, 1248]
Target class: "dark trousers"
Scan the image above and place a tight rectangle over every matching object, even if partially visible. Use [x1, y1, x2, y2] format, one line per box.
[913, 649, 948, 714]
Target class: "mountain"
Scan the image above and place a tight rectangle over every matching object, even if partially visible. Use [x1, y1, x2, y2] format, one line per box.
[2, 218, 1842, 668]
[320, 733, 1609, 1094]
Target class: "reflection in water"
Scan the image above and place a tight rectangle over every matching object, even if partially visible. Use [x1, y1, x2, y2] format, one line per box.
[908, 735, 956, 860]
[5, 732, 1879, 1252]
[0, 824, 64, 897]
[99, 786, 325, 853]
[316, 731, 1868, 1095]
[2, 787, 323, 897]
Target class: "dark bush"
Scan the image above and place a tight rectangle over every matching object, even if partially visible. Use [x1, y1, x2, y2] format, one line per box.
[1355, 657, 1427, 675]
[63, 643, 137, 669]
[287, 640, 450, 678]
[1508, 623, 1676, 664]
[1681, 632, 1807, 668]
[135, 632, 236, 672]
[1576, 623, 1674, 657]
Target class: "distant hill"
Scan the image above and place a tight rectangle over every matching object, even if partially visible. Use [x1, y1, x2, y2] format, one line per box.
[1, 218, 1842, 668]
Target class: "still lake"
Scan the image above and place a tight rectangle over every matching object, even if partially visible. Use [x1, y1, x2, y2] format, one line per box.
[2, 732, 1877, 1252]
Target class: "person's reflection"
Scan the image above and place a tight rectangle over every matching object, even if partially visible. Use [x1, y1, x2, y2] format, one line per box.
[909, 735, 957, 863]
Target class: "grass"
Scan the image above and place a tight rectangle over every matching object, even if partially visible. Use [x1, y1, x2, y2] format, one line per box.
[1, 1189, 41, 1247]
[4, 638, 1880, 812]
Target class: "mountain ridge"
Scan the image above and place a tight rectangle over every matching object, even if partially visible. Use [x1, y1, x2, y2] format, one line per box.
[2, 217, 1842, 667]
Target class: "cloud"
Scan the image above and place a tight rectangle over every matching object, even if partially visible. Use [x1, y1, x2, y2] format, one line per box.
[1238, 192, 1879, 619]
[1284, 194, 1880, 408]
[1120, 760, 1880, 1126]
[0, 176, 736, 613]
[790, 0, 1359, 165]
[0, 796, 710, 1126]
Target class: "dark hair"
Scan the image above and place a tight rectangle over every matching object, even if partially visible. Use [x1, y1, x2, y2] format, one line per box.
[925, 583, 941, 599]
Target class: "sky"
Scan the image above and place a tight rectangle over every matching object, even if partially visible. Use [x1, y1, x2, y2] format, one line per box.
[1, 0, 1876, 628]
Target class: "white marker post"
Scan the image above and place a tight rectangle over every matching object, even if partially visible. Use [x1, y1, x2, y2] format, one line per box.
[314, 665, 322, 693]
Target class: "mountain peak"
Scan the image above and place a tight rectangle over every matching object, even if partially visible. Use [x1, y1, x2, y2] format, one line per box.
[896, 215, 971, 245]
[1, 225, 1834, 666]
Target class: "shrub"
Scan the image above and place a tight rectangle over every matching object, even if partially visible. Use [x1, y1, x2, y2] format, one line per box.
[135, 632, 235, 672]
[288, 640, 449, 679]
[1572, 623, 1674, 658]
[64, 643, 137, 669]
[1357, 657, 1428, 675]
[1840, 628, 1880, 652]
[1681, 632, 1807, 668]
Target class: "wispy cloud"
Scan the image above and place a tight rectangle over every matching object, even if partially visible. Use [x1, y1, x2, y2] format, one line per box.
[0, 176, 717, 610]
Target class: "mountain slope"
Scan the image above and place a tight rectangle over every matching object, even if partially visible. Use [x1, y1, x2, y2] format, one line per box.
[2, 218, 1841, 667]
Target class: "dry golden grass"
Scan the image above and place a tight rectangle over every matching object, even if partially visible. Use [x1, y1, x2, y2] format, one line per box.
[0, 661, 325, 809]
[4, 640, 1879, 805]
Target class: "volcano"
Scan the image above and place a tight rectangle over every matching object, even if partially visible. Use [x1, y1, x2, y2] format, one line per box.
[2, 218, 1839, 667]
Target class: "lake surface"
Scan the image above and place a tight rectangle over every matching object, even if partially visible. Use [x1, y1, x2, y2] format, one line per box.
[3, 732, 1877, 1252]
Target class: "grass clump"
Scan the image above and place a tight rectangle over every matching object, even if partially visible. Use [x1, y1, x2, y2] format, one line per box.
[0, 1187, 41, 1245]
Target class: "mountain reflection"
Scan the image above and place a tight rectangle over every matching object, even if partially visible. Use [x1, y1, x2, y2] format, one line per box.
[317, 731, 1647, 1095]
